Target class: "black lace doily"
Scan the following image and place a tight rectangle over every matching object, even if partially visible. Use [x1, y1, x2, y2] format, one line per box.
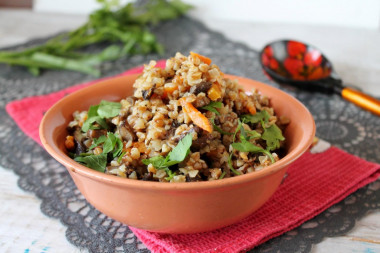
[0, 16, 379, 253]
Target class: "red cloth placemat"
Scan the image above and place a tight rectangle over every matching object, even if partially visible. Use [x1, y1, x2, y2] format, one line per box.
[6, 62, 380, 253]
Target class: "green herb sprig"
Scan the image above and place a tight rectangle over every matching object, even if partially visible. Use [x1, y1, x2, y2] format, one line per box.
[0, 0, 192, 76]
[201, 101, 222, 115]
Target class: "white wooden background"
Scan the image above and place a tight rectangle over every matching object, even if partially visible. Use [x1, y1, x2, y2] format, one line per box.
[1, 7, 380, 253]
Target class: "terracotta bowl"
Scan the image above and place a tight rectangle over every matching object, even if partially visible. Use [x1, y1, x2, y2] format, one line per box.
[40, 74, 315, 234]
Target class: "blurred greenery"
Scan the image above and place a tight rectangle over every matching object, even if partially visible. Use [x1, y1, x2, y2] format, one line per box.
[0, 0, 192, 76]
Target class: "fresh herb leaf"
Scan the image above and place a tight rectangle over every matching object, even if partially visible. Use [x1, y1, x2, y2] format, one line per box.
[74, 153, 107, 172]
[165, 169, 176, 181]
[232, 141, 264, 153]
[97, 100, 121, 118]
[142, 155, 166, 169]
[210, 117, 233, 135]
[89, 135, 107, 150]
[87, 104, 100, 118]
[246, 130, 261, 139]
[213, 123, 233, 135]
[117, 151, 126, 163]
[103, 132, 118, 154]
[261, 124, 285, 151]
[82, 100, 120, 132]
[239, 124, 261, 141]
[227, 120, 242, 175]
[231, 140, 275, 163]
[99, 132, 124, 158]
[82, 116, 108, 132]
[113, 138, 124, 157]
[201, 101, 222, 115]
[219, 171, 226, 179]
[227, 153, 240, 175]
[241, 110, 270, 124]
[168, 133, 193, 162]
[142, 133, 193, 176]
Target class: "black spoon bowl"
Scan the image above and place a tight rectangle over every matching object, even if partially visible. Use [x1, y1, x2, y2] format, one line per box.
[260, 39, 380, 116]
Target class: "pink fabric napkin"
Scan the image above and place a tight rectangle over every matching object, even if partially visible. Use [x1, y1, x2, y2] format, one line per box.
[6, 62, 380, 253]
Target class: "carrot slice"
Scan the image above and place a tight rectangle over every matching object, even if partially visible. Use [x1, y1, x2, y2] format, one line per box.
[179, 99, 213, 133]
[208, 82, 222, 101]
[162, 84, 178, 98]
[190, 51, 212, 65]
[65, 135, 75, 150]
[247, 104, 257, 115]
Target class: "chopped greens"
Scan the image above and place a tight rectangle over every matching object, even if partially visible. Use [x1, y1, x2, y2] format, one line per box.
[229, 115, 279, 167]
[89, 135, 107, 150]
[142, 133, 193, 180]
[201, 101, 223, 115]
[82, 100, 121, 132]
[231, 141, 274, 163]
[103, 132, 123, 157]
[241, 110, 270, 124]
[227, 120, 243, 175]
[74, 153, 107, 172]
[210, 118, 233, 135]
[75, 132, 124, 172]
[261, 123, 285, 151]
[117, 151, 126, 163]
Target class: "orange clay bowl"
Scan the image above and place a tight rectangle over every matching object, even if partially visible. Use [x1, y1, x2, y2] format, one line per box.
[40, 74, 315, 234]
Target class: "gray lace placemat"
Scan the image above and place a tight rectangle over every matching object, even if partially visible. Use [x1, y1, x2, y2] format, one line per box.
[0, 16, 379, 253]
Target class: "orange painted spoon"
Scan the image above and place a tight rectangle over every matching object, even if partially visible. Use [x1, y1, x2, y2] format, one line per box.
[260, 39, 380, 116]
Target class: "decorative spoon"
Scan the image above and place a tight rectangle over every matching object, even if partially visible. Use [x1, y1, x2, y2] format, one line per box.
[259, 39, 380, 116]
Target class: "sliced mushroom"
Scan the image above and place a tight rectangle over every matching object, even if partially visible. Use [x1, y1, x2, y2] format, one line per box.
[117, 121, 136, 142]
[73, 128, 86, 155]
[191, 133, 213, 150]
[142, 84, 156, 100]
[189, 81, 212, 95]
[87, 129, 107, 139]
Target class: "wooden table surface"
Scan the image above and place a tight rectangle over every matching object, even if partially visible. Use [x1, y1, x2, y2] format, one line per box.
[0, 9, 379, 253]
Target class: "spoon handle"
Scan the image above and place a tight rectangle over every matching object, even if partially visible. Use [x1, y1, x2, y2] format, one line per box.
[341, 87, 380, 116]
